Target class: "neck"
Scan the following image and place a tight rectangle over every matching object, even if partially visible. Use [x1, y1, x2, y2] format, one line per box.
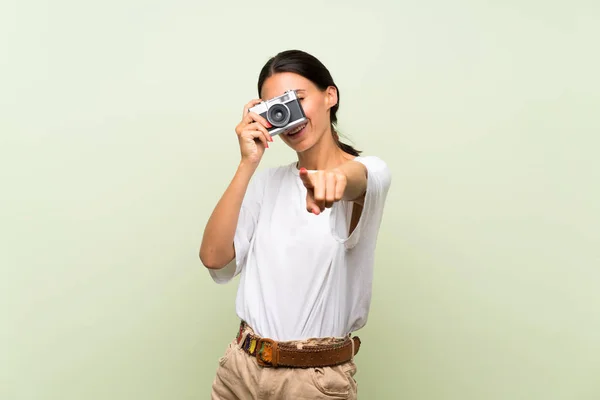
[297, 128, 349, 171]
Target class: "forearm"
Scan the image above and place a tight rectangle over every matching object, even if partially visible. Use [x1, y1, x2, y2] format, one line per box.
[199, 162, 257, 269]
[338, 160, 368, 204]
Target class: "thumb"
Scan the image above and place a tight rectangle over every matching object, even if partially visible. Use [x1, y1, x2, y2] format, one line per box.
[305, 190, 320, 215]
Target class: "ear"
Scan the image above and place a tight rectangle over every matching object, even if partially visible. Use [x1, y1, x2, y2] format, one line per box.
[324, 86, 338, 109]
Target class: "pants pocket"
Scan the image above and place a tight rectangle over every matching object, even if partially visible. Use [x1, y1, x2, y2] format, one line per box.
[218, 340, 236, 367]
[310, 362, 357, 398]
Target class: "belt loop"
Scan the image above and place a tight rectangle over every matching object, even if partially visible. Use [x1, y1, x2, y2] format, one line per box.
[350, 335, 355, 362]
[237, 321, 249, 348]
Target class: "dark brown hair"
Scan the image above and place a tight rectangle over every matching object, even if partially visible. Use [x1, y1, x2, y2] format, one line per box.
[257, 50, 361, 156]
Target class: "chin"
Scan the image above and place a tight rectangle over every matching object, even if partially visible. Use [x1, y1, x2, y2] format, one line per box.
[288, 139, 314, 153]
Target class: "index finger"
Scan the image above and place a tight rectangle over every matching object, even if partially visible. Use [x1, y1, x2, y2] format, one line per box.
[247, 111, 272, 129]
[243, 99, 263, 118]
[299, 168, 314, 188]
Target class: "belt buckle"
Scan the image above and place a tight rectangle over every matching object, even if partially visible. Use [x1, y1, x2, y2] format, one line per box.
[256, 338, 278, 367]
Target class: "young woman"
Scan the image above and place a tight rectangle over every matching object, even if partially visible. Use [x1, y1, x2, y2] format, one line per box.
[200, 49, 391, 399]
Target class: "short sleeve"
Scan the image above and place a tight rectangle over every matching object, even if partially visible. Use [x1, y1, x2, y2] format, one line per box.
[330, 156, 392, 249]
[208, 169, 268, 284]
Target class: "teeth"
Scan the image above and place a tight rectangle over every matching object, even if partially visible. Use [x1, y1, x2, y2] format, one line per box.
[287, 124, 307, 135]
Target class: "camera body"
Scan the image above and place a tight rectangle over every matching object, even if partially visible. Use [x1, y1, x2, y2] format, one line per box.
[247, 90, 307, 136]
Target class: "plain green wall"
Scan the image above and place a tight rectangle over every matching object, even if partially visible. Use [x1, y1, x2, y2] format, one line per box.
[1, 0, 599, 399]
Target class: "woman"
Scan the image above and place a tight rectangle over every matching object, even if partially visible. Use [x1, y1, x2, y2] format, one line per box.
[200, 49, 391, 399]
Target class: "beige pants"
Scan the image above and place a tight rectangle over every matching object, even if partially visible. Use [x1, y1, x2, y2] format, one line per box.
[211, 324, 358, 399]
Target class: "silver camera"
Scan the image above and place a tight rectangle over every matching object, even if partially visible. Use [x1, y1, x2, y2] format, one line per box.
[248, 90, 308, 136]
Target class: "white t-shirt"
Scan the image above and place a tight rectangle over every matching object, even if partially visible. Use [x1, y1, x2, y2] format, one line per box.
[209, 156, 391, 341]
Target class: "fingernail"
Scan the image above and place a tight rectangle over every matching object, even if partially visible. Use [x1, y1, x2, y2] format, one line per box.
[300, 167, 307, 173]
[266, 122, 272, 128]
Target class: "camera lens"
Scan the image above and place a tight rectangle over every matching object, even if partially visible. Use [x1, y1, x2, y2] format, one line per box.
[267, 104, 291, 127]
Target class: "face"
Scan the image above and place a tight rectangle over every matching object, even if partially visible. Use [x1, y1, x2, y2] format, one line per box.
[260, 72, 337, 153]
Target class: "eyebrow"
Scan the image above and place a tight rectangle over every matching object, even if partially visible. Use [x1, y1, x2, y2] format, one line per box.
[295, 89, 306, 93]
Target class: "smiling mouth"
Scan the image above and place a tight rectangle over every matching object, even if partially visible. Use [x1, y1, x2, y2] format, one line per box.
[286, 123, 308, 136]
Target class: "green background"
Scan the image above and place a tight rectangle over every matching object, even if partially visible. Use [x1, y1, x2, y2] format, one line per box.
[2, 0, 599, 398]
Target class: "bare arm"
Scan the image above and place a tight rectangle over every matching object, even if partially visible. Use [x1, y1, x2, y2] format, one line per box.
[199, 162, 257, 269]
[200, 98, 273, 269]
[336, 160, 368, 205]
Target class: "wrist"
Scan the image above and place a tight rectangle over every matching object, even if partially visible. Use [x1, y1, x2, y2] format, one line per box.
[337, 160, 362, 179]
[237, 160, 259, 176]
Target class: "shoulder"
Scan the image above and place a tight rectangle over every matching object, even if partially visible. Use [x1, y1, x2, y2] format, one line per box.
[353, 155, 389, 171]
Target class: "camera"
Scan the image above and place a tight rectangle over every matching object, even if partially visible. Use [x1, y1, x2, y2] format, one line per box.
[247, 90, 308, 137]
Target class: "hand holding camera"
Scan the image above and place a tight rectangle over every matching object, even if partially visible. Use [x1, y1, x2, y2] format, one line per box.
[235, 99, 274, 166]
[235, 91, 308, 166]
